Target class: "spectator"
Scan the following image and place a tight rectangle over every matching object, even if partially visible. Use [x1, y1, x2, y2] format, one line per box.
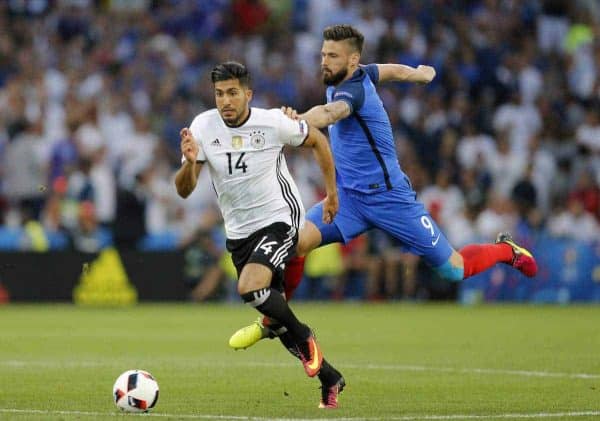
[489, 130, 527, 199]
[181, 228, 231, 302]
[70, 201, 112, 253]
[537, 0, 570, 54]
[568, 169, 600, 221]
[420, 166, 465, 230]
[456, 122, 496, 171]
[511, 164, 539, 218]
[2, 118, 48, 220]
[492, 90, 542, 153]
[548, 197, 600, 242]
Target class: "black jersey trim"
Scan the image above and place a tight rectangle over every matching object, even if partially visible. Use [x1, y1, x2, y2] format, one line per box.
[276, 152, 301, 228]
[276, 152, 300, 228]
[354, 112, 392, 190]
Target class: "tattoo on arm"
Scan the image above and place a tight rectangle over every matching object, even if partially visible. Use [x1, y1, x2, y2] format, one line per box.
[324, 101, 351, 125]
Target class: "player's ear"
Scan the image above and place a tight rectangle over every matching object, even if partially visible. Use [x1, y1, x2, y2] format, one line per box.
[349, 52, 360, 67]
[245, 88, 253, 102]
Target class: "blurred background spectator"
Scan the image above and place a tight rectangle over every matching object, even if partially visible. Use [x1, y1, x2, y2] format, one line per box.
[1, 0, 599, 301]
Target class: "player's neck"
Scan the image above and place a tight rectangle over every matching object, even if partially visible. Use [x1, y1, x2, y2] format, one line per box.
[337, 64, 359, 86]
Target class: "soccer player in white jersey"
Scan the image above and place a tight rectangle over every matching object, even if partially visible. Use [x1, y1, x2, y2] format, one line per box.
[175, 61, 345, 408]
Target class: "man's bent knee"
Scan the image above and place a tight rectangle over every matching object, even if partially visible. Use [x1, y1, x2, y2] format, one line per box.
[237, 263, 272, 295]
[434, 251, 464, 282]
[434, 261, 464, 282]
[297, 221, 322, 256]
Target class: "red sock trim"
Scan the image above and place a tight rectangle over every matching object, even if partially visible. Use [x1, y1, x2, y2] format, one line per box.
[459, 243, 513, 279]
[283, 256, 305, 300]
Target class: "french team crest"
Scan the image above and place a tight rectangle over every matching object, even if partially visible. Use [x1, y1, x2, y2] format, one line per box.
[232, 135, 243, 150]
[250, 130, 266, 149]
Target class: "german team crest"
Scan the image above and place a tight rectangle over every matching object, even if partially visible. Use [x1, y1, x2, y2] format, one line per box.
[232, 135, 243, 150]
[250, 130, 266, 149]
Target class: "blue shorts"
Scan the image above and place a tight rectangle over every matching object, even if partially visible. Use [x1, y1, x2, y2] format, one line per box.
[306, 178, 453, 267]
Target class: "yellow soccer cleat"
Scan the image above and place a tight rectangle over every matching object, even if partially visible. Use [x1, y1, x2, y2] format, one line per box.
[228, 318, 270, 350]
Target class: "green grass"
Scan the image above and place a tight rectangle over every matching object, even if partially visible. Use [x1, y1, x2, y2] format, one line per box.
[0, 303, 599, 420]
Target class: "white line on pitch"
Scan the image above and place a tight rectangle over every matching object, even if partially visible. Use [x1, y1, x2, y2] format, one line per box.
[1, 408, 600, 420]
[3, 359, 599, 380]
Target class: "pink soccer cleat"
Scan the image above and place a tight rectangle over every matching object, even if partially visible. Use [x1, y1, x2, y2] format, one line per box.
[318, 377, 345, 409]
[496, 232, 538, 277]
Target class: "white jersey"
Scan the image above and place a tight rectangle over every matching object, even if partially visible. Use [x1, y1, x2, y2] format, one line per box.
[184, 107, 309, 239]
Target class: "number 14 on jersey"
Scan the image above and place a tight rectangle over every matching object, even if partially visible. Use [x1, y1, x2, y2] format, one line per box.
[227, 152, 248, 175]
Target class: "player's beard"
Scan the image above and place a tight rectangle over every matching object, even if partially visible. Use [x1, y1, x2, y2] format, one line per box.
[221, 111, 240, 125]
[322, 66, 348, 86]
[220, 105, 247, 126]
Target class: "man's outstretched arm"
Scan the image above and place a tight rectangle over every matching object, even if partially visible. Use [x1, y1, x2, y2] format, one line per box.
[375, 64, 436, 84]
[295, 101, 352, 129]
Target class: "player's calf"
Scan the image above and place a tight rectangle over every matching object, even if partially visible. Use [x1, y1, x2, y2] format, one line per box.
[240, 287, 311, 340]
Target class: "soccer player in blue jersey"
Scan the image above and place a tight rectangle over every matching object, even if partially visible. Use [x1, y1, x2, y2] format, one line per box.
[229, 24, 538, 403]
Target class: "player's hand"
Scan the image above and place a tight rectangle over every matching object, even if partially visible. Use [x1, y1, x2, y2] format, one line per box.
[417, 65, 436, 83]
[180, 127, 199, 163]
[322, 193, 339, 224]
[281, 106, 299, 120]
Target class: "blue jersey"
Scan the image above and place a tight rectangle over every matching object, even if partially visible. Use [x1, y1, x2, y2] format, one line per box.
[326, 64, 405, 194]
[308, 64, 454, 268]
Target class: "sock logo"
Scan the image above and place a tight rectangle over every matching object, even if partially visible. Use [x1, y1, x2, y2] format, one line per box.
[249, 288, 270, 307]
[288, 346, 302, 359]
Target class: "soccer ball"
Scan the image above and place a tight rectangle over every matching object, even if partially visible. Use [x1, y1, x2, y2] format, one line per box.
[113, 369, 159, 412]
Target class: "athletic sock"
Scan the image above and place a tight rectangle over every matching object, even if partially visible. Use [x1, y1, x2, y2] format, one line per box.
[459, 243, 513, 279]
[278, 331, 303, 359]
[257, 257, 305, 332]
[284, 256, 305, 299]
[241, 288, 311, 341]
[317, 360, 342, 386]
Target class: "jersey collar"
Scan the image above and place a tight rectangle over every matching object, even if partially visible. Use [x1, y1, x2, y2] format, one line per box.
[348, 67, 366, 82]
[224, 108, 252, 128]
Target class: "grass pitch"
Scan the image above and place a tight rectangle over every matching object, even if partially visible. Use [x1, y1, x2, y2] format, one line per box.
[0, 303, 599, 420]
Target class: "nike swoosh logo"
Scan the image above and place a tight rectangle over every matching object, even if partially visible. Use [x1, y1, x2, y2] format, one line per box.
[307, 338, 321, 371]
[432, 234, 441, 246]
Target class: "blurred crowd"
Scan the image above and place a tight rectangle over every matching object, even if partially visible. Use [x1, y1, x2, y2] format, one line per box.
[1, 0, 599, 300]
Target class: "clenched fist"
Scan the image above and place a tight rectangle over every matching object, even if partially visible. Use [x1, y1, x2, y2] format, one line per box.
[180, 127, 199, 164]
[416, 65, 436, 83]
[280, 106, 299, 120]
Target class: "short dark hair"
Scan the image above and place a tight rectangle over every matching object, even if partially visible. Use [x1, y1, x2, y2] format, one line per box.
[323, 24, 364, 53]
[210, 61, 251, 87]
